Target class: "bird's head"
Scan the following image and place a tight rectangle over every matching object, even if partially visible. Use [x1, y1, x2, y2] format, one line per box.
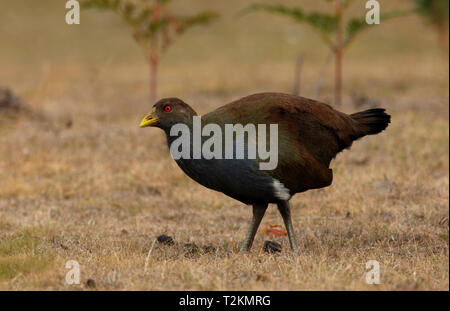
[139, 98, 197, 131]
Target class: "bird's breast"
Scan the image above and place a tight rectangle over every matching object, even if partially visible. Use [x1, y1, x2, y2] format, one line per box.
[174, 157, 289, 204]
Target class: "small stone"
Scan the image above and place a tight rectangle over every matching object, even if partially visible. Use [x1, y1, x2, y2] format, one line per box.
[156, 234, 174, 246]
[203, 245, 217, 254]
[263, 240, 282, 254]
[256, 273, 269, 282]
[183, 243, 199, 257]
[86, 279, 96, 288]
[0, 88, 20, 111]
[65, 119, 73, 129]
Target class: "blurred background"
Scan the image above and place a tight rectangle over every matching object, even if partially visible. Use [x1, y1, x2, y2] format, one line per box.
[0, 0, 448, 290]
[1, 0, 447, 115]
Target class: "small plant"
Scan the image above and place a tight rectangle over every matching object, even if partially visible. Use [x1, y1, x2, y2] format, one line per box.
[82, 0, 218, 103]
[412, 0, 449, 53]
[245, 0, 409, 105]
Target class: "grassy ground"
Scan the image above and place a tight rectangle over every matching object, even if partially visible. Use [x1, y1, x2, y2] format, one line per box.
[0, 0, 448, 290]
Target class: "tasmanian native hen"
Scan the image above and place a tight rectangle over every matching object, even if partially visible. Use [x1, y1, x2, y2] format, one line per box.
[139, 93, 390, 252]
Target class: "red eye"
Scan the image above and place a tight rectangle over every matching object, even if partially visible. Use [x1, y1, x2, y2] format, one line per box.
[164, 105, 172, 112]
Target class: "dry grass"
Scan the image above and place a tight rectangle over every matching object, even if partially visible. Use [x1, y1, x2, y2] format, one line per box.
[0, 0, 448, 290]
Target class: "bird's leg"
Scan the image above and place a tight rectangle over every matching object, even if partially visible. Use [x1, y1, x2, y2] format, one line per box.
[240, 204, 268, 253]
[277, 201, 298, 252]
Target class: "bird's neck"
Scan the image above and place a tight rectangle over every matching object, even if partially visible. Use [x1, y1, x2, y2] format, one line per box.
[163, 116, 198, 153]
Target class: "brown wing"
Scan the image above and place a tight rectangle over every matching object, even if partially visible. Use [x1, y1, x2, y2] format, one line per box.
[206, 93, 362, 193]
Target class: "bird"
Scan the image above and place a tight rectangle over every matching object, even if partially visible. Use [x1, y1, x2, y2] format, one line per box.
[139, 92, 391, 253]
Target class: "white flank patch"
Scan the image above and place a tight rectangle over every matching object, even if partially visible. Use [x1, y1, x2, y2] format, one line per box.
[273, 179, 291, 201]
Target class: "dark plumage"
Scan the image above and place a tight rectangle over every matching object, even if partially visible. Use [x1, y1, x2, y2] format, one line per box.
[140, 93, 391, 252]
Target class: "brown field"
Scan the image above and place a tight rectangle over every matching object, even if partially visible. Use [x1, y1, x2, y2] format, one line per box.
[0, 0, 448, 290]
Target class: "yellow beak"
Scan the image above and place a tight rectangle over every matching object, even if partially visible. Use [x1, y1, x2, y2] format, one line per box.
[139, 109, 159, 128]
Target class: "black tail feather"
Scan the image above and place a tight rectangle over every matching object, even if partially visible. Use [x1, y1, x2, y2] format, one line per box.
[351, 108, 391, 136]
